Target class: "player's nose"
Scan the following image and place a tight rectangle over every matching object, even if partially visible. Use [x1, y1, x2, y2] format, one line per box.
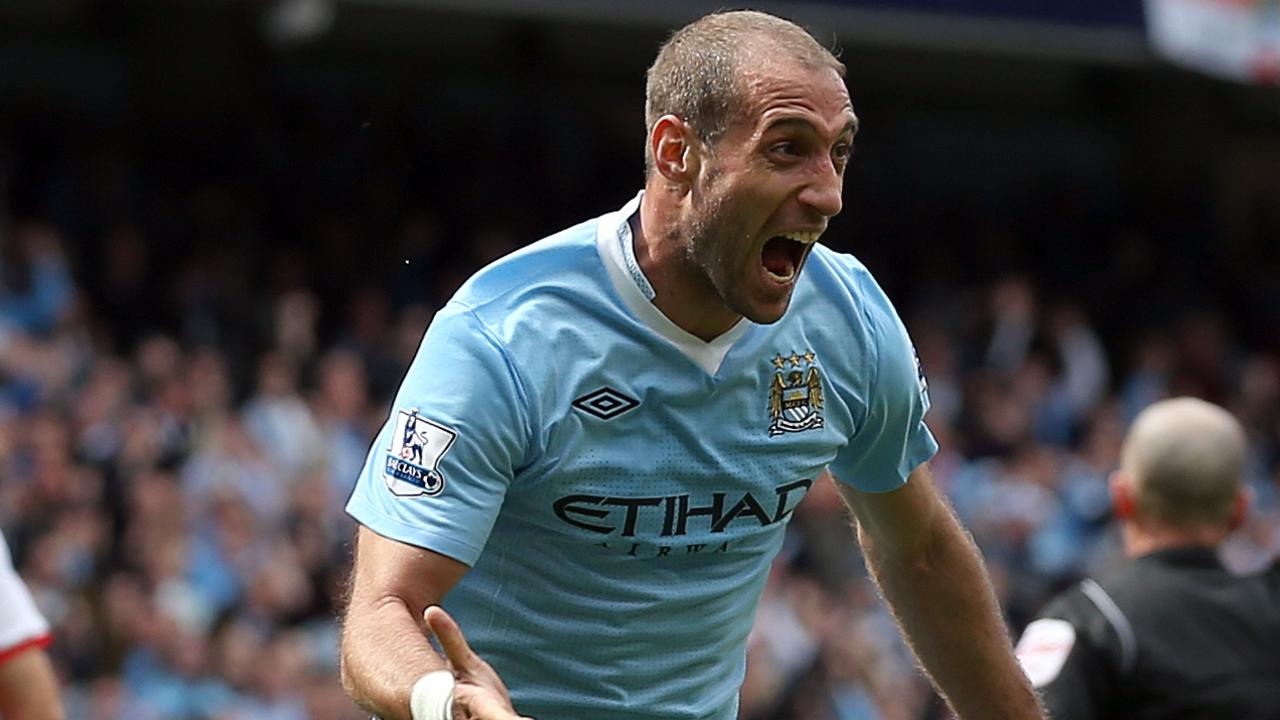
[799, 160, 843, 218]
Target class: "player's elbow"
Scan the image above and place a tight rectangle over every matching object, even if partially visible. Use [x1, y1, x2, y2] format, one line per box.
[338, 649, 358, 702]
[338, 641, 377, 714]
[337, 619, 368, 707]
[337, 606, 386, 714]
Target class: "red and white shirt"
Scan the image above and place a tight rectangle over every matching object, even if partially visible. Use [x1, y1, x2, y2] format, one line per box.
[0, 531, 51, 664]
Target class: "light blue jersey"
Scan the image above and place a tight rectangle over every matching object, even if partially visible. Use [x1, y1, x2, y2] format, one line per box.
[346, 192, 937, 720]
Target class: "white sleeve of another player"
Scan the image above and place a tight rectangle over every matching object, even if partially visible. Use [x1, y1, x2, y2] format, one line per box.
[0, 533, 51, 654]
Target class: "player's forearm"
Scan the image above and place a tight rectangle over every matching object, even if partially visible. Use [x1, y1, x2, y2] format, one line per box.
[859, 510, 1045, 719]
[340, 595, 450, 720]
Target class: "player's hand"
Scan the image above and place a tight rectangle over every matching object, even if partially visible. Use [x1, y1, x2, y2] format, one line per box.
[424, 606, 535, 720]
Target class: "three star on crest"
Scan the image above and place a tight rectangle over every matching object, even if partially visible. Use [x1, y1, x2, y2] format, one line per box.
[771, 351, 817, 369]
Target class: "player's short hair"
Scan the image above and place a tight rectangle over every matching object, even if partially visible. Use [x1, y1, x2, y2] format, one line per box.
[1121, 397, 1247, 529]
[643, 10, 845, 173]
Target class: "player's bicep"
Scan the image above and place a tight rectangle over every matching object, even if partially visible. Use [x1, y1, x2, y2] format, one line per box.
[348, 525, 468, 618]
[836, 464, 945, 559]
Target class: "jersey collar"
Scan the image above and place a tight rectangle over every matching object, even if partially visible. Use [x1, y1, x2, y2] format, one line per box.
[1135, 545, 1224, 570]
[596, 191, 751, 376]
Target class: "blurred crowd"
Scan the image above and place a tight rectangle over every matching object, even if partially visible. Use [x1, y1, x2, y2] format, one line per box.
[0, 220, 384, 719]
[1, 110, 1278, 720]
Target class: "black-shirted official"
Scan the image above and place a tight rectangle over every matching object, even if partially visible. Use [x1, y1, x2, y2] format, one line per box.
[1015, 397, 1280, 720]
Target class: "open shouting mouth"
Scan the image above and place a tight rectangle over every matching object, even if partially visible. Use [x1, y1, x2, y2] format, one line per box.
[761, 231, 820, 284]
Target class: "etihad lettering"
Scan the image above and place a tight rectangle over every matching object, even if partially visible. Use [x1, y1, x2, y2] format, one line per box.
[553, 479, 813, 538]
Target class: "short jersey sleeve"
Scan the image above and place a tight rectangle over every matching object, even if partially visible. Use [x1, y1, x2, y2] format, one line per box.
[345, 303, 533, 566]
[0, 532, 51, 658]
[828, 284, 937, 493]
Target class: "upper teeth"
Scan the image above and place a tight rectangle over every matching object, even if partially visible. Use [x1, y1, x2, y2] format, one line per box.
[782, 231, 820, 244]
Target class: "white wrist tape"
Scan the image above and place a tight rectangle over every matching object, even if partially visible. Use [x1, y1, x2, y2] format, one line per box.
[409, 670, 455, 720]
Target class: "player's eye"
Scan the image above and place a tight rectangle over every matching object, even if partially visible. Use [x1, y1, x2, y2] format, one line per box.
[831, 142, 855, 173]
[769, 141, 802, 159]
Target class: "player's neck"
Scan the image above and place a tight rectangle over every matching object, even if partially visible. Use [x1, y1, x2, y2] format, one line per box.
[1122, 522, 1228, 558]
[634, 188, 742, 342]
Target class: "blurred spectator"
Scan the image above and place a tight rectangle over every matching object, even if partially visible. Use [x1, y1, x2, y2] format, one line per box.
[244, 352, 326, 483]
[0, 222, 74, 336]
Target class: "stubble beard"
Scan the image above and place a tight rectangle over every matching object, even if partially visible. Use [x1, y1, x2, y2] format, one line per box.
[686, 196, 794, 325]
[684, 189, 744, 317]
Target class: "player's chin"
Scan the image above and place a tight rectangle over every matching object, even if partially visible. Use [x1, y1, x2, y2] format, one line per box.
[738, 266, 802, 323]
[738, 288, 795, 325]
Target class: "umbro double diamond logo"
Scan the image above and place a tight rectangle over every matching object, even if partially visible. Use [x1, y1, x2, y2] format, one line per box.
[572, 387, 639, 420]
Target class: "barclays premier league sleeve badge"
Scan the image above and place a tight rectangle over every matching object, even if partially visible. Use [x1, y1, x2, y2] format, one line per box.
[383, 408, 456, 497]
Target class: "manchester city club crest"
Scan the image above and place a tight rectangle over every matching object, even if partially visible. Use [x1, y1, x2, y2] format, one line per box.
[768, 351, 825, 436]
[383, 408, 456, 497]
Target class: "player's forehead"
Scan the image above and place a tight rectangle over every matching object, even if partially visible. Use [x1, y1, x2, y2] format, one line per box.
[735, 57, 856, 139]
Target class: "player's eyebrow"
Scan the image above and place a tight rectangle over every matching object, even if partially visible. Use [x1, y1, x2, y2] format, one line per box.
[763, 116, 859, 139]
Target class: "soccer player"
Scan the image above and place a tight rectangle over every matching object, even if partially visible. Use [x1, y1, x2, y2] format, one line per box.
[1016, 397, 1280, 719]
[341, 10, 1045, 720]
[0, 531, 64, 720]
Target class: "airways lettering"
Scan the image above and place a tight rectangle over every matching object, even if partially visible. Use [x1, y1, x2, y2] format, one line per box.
[552, 478, 813, 538]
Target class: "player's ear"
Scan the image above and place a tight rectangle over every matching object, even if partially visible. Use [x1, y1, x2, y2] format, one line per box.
[1110, 470, 1137, 522]
[1227, 485, 1252, 532]
[650, 115, 700, 186]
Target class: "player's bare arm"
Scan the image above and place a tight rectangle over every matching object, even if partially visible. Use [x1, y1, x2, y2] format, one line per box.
[0, 646, 64, 720]
[838, 464, 1047, 720]
[340, 525, 531, 720]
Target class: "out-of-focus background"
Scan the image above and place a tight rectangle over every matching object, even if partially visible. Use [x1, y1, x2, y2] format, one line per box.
[0, 1, 1276, 718]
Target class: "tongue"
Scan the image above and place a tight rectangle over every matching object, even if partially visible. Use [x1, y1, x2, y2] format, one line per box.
[762, 237, 794, 277]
